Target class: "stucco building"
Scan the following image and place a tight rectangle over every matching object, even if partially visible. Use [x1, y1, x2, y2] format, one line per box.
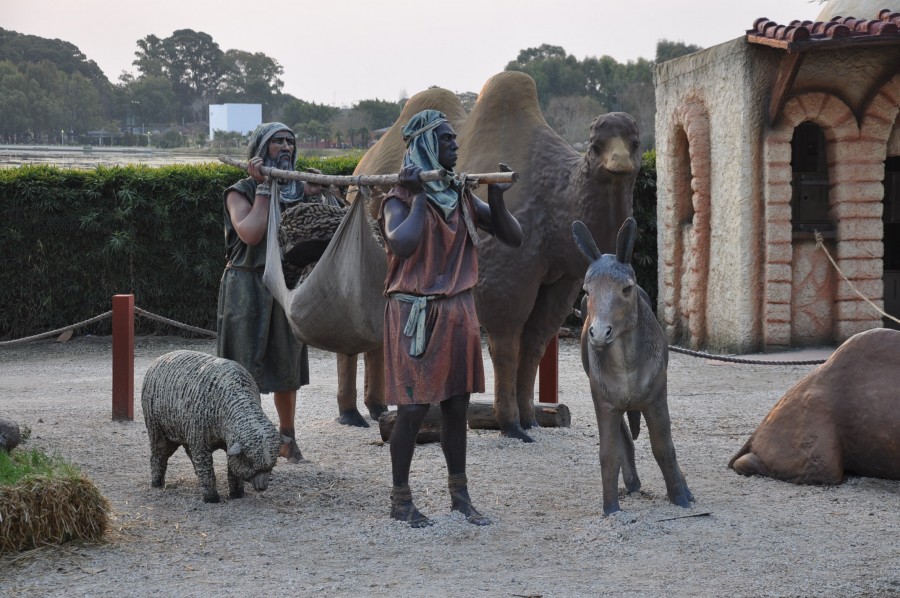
[653, 7, 900, 352]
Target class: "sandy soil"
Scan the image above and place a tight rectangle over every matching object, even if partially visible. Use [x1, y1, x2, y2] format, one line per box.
[0, 334, 898, 597]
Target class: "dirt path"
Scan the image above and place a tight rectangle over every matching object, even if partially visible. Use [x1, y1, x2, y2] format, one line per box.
[0, 335, 898, 597]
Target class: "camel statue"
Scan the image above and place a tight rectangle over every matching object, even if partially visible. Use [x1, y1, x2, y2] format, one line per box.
[458, 71, 640, 441]
[338, 73, 640, 443]
[729, 328, 900, 484]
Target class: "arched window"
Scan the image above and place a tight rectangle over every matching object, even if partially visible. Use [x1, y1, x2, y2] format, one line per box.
[790, 122, 831, 232]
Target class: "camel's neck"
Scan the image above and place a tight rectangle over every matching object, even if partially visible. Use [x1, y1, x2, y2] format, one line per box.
[569, 167, 635, 253]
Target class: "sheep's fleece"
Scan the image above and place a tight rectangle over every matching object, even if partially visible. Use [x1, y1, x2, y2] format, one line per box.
[141, 350, 283, 503]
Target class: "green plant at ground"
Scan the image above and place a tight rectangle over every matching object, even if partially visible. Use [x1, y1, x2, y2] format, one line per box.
[0, 444, 110, 555]
[0, 447, 81, 486]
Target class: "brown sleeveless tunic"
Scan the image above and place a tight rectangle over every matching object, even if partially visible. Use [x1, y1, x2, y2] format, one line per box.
[378, 186, 485, 405]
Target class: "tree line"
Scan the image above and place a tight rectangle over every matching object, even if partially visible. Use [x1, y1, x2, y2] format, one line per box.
[0, 27, 699, 150]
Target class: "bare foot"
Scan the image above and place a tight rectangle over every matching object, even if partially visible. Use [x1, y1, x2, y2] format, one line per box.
[280, 438, 306, 464]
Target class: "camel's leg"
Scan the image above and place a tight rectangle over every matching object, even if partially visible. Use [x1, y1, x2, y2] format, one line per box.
[363, 347, 387, 421]
[335, 353, 368, 427]
[515, 278, 581, 428]
[486, 331, 532, 442]
[642, 399, 693, 507]
[477, 262, 541, 443]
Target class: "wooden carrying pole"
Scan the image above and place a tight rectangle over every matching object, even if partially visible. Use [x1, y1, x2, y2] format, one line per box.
[218, 155, 518, 187]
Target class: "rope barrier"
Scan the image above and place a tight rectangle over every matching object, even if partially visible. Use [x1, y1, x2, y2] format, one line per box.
[5, 304, 827, 366]
[0, 307, 216, 348]
[133, 308, 216, 338]
[0, 311, 113, 348]
[667, 345, 826, 366]
[814, 230, 900, 326]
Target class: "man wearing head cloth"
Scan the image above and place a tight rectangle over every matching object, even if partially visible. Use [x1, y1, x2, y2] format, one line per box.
[217, 122, 308, 464]
[378, 109, 523, 527]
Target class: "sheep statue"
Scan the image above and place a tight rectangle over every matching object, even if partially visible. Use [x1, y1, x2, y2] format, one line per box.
[141, 350, 284, 503]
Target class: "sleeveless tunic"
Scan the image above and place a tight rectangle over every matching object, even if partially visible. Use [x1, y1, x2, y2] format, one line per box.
[216, 177, 309, 394]
[378, 186, 485, 406]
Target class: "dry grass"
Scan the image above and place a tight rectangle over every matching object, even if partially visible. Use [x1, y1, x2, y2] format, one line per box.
[0, 450, 109, 555]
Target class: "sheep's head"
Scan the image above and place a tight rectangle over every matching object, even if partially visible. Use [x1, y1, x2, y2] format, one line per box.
[225, 428, 281, 491]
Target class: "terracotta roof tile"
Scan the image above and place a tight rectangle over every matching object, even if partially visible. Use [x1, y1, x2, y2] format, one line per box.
[747, 9, 900, 51]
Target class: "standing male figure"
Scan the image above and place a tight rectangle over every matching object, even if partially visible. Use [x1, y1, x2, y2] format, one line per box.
[378, 110, 523, 527]
[217, 122, 308, 464]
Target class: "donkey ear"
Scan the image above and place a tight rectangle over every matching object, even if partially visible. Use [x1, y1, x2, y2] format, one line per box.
[572, 220, 601, 261]
[615, 217, 637, 264]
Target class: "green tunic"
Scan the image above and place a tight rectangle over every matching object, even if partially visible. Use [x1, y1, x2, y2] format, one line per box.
[216, 177, 309, 393]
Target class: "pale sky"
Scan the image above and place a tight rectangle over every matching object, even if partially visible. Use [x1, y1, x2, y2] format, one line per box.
[4, 0, 824, 107]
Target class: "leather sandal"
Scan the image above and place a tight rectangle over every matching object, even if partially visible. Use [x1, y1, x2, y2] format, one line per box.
[391, 485, 433, 528]
[448, 474, 491, 526]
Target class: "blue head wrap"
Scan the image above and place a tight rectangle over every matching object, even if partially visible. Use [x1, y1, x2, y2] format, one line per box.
[401, 110, 459, 218]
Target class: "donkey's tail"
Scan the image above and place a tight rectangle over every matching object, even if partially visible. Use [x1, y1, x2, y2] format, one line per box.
[627, 410, 641, 440]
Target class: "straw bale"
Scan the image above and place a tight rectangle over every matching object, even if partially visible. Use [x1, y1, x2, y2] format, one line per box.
[0, 476, 109, 554]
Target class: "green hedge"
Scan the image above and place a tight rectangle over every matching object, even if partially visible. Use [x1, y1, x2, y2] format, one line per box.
[633, 149, 658, 308]
[1, 152, 657, 340]
[0, 156, 358, 340]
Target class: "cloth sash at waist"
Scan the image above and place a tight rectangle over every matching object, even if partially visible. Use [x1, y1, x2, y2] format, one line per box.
[389, 292, 442, 357]
[225, 261, 265, 273]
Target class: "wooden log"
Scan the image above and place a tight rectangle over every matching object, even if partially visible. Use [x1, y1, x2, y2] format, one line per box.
[218, 155, 518, 187]
[378, 409, 442, 444]
[466, 401, 571, 430]
[377, 401, 571, 443]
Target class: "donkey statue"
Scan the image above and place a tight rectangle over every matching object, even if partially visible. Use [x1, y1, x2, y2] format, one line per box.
[572, 217, 693, 515]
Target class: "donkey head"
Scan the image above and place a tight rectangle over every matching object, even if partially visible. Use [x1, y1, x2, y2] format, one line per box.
[572, 217, 639, 349]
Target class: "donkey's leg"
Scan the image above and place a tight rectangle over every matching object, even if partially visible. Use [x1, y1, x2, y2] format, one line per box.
[594, 400, 623, 515]
[643, 400, 693, 507]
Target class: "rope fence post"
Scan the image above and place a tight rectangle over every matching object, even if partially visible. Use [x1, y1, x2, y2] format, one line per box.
[538, 334, 559, 404]
[112, 294, 134, 421]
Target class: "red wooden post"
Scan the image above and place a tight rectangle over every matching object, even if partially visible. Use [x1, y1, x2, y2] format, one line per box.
[538, 334, 559, 404]
[112, 294, 134, 421]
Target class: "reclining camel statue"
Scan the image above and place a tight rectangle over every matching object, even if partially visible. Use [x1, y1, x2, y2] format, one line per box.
[340, 72, 641, 442]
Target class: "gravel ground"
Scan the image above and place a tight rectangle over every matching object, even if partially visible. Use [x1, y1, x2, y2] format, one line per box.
[0, 334, 898, 597]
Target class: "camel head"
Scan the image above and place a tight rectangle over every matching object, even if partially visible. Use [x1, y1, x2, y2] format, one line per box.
[582, 112, 641, 180]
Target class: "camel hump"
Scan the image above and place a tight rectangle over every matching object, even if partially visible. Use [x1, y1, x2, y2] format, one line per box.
[399, 87, 467, 129]
[348, 87, 467, 207]
[458, 71, 570, 191]
[464, 71, 548, 134]
[353, 87, 466, 179]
